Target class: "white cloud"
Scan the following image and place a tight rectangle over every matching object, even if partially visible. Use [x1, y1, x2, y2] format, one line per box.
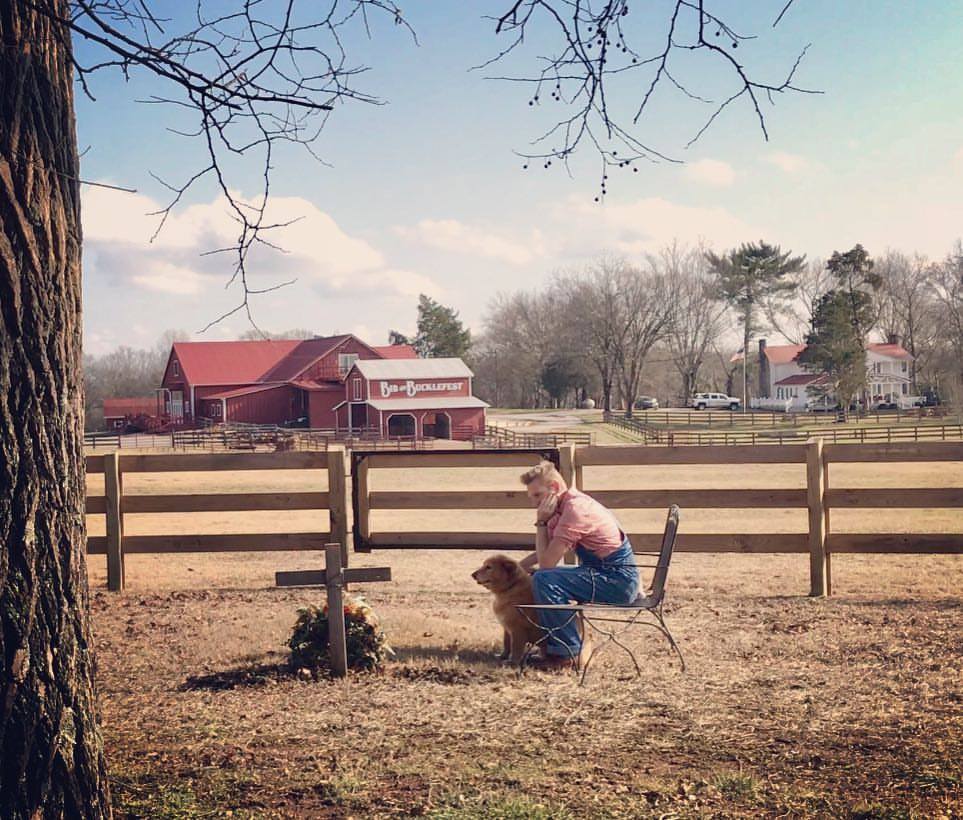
[764, 151, 809, 174]
[130, 261, 207, 295]
[394, 218, 542, 265]
[81, 186, 439, 299]
[682, 158, 736, 187]
[553, 195, 754, 257]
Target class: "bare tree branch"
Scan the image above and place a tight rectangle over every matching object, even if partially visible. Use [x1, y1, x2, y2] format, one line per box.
[487, 0, 820, 196]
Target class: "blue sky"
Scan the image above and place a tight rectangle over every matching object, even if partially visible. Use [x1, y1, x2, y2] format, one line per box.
[75, 1, 963, 353]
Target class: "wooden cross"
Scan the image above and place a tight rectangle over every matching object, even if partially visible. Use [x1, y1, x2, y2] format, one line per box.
[276, 543, 391, 677]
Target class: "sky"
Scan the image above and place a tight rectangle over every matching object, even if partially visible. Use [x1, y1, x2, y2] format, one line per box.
[75, 1, 963, 355]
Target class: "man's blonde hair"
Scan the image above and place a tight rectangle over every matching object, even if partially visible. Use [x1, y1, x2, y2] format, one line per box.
[520, 460, 565, 488]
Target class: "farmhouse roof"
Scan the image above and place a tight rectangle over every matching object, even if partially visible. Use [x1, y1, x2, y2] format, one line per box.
[757, 341, 913, 366]
[171, 340, 301, 385]
[867, 342, 912, 360]
[366, 396, 489, 411]
[103, 397, 157, 417]
[372, 344, 418, 359]
[352, 357, 474, 380]
[774, 373, 829, 386]
[762, 344, 807, 365]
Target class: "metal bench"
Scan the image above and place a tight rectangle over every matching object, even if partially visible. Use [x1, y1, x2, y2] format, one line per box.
[518, 505, 684, 684]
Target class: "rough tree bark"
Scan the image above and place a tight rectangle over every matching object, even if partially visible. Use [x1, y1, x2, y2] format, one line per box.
[1, 2, 111, 817]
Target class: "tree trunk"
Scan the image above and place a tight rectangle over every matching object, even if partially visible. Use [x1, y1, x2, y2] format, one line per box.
[1, 3, 111, 817]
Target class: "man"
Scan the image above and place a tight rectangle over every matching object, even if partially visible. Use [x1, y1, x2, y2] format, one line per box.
[518, 460, 639, 670]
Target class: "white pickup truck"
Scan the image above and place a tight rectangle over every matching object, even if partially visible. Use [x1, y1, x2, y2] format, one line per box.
[690, 392, 741, 411]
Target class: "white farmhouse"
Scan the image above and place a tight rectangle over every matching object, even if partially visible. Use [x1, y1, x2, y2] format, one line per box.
[755, 337, 914, 411]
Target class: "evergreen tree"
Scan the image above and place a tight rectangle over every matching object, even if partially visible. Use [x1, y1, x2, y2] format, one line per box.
[706, 241, 805, 406]
[404, 294, 472, 358]
[797, 245, 881, 414]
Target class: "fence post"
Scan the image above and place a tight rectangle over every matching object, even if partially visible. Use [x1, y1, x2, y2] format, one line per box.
[356, 454, 371, 552]
[104, 451, 125, 591]
[327, 445, 348, 567]
[558, 444, 577, 565]
[325, 543, 348, 678]
[806, 437, 827, 597]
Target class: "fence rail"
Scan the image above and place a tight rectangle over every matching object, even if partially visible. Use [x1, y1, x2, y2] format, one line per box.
[620, 406, 959, 428]
[605, 412, 963, 447]
[474, 424, 593, 448]
[84, 425, 445, 453]
[350, 440, 963, 596]
[85, 448, 346, 590]
[84, 440, 963, 596]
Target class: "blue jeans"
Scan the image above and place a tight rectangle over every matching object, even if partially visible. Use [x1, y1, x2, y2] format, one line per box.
[531, 538, 639, 658]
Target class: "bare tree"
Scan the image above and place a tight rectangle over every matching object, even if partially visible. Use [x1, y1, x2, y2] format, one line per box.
[929, 242, 963, 401]
[764, 257, 831, 344]
[2, 2, 827, 815]
[2, 2, 410, 814]
[662, 241, 727, 402]
[487, 0, 818, 192]
[616, 263, 676, 416]
[875, 251, 939, 390]
[559, 258, 635, 413]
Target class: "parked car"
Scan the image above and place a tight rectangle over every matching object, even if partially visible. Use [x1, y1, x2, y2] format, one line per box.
[634, 396, 660, 410]
[690, 392, 741, 411]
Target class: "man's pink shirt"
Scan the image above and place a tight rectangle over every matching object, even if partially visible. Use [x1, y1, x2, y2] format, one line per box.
[546, 487, 624, 558]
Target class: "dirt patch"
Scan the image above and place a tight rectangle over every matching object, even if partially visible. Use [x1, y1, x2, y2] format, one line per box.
[92, 550, 962, 818]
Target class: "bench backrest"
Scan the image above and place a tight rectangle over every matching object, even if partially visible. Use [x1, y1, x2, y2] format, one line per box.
[647, 505, 680, 606]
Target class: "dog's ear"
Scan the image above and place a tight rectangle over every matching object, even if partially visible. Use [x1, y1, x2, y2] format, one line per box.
[494, 555, 517, 575]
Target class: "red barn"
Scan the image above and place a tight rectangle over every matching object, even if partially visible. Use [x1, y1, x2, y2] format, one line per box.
[336, 358, 487, 439]
[155, 335, 485, 439]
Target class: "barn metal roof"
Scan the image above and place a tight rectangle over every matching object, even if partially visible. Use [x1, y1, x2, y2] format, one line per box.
[257, 335, 351, 382]
[201, 383, 292, 401]
[371, 344, 418, 359]
[103, 397, 158, 417]
[171, 340, 301, 385]
[366, 396, 489, 411]
[352, 358, 473, 380]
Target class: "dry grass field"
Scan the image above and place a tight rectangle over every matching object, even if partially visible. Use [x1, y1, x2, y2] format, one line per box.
[85, 458, 963, 818]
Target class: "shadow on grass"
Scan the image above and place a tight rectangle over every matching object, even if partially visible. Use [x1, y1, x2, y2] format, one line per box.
[180, 660, 296, 691]
[179, 647, 504, 691]
[389, 644, 502, 666]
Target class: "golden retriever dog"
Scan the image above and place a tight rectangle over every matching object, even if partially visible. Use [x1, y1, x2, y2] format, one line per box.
[471, 555, 544, 664]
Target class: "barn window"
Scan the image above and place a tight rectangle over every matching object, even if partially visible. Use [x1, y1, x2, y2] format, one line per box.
[339, 352, 359, 374]
[172, 360, 180, 377]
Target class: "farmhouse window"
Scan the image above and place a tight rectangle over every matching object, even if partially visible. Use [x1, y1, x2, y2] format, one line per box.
[902, 383, 908, 395]
[172, 360, 180, 377]
[352, 377, 362, 401]
[901, 361, 908, 373]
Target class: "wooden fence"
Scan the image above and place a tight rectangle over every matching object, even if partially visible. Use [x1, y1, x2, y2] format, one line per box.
[622, 406, 959, 428]
[606, 413, 963, 447]
[85, 447, 347, 590]
[351, 441, 963, 596]
[474, 425, 594, 448]
[84, 441, 962, 596]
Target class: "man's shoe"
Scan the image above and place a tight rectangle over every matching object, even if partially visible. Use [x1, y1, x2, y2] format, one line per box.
[527, 654, 576, 673]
